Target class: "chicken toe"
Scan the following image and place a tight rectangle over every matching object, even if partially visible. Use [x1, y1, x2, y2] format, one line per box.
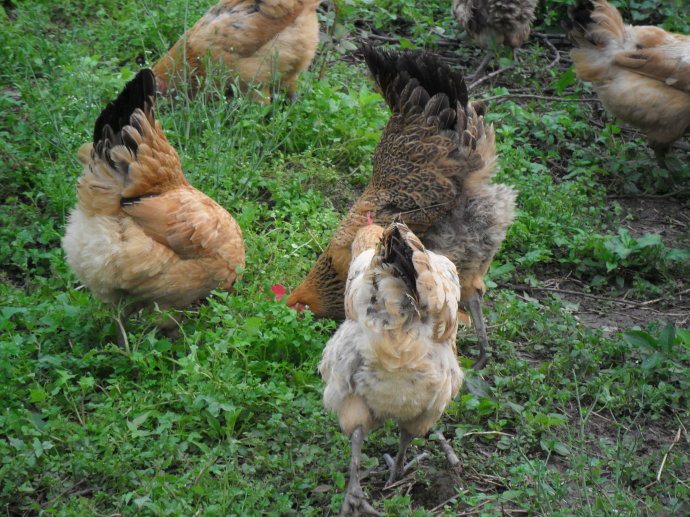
[383, 451, 429, 480]
[339, 484, 381, 517]
[339, 426, 381, 517]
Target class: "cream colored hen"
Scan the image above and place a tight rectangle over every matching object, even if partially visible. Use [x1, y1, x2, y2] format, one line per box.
[320, 220, 463, 516]
[567, 0, 690, 166]
[152, 0, 320, 101]
[62, 69, 245, 344]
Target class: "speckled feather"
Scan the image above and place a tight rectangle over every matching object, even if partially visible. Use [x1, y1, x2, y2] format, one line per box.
[287, 46, 516, 321]
[151, 0, 320, 100]
[452, 0, 538, 49]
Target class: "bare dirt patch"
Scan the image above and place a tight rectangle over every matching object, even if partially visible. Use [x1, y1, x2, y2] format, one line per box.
[513, 194, 690, 332]
[616, 197, 690, 250]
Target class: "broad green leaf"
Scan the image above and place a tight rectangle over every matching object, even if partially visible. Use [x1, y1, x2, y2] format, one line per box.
[127, 411, 152, 432]
[636, 234, 663, 248]
[29, 387, 46, 403]
[676, 328, 690, 347]
[641, 352, 664, 370]
[659, 324, 676, 354]
[623, 330, 658, 351]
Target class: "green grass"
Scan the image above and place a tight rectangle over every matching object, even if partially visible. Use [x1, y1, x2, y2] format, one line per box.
[1, 0, 689, 515]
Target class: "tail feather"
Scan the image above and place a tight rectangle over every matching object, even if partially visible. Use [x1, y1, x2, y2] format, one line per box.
[349, 221, 459, 343]
[566, 0, 626, 47]
[77, 69, 186, 215]
[362, 44, 468, 123]
[93, 69, 156, 145]
[362, 44, 495, 199]
[379, 222, 420, 305]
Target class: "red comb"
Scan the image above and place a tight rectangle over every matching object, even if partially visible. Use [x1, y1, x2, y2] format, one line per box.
[270, 283, 286, 302]
[366, 212, 373, 225]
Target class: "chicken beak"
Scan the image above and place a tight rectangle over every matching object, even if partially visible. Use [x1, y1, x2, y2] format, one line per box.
[289, 302, 309, 312]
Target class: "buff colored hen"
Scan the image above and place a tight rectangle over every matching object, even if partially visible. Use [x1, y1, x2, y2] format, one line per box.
[566, 0, 690, 166]
[62, 69, 245, 344]
[152, 0, 320, 101]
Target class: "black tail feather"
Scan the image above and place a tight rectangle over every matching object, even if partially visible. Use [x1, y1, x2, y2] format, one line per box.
[564, 0, 596, 35]
[361, 44, 468, 111]
[93, 69, 156, 145]
[381, 223, 418, 303]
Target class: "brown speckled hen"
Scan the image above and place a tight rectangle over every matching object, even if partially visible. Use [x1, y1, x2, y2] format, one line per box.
[287, 46, 516, 369]
[452, 0, 538, 77]
[62, 70, 245, 345]
[566, 0, 690, 166]
[152, 0, 320, 101]
[320, 220, 463, 516]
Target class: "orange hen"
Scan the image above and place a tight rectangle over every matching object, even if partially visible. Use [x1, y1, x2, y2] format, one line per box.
[152, 0, 320, 101]
[566, 0, 690, 165]
[62, 69, 245, 344]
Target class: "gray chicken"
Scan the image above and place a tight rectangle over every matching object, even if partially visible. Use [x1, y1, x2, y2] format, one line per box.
[452, 0, 538, 77]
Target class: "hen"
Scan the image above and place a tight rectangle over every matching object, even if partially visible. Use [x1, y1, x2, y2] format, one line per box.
[566, 0, 690, 166]
[452, 0, 538, 77]
[319, 220, 463, 516]
[62, 69, 245, 345]
[288, 46, 516, 368]
[152, 0, 320, 101]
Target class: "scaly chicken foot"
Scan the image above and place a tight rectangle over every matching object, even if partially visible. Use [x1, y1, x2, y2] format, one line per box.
[653, 147, 670, 170]
[339, 425, 381, 517]
[384, 428, 417, 487]
[467, 290, 489, 370]
[383, 451, 429, 476]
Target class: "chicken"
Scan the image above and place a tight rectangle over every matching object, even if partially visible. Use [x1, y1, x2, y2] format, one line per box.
[287, 46, 516, 369]
[566, 0, 690, 166]
[151, 0, 320, 101]
[319, 220, 463, 516]
[62, 69, 245, 345]
[452, 0, 538, 77]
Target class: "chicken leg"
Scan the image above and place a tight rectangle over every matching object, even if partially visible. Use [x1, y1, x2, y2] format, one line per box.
[384, 428, 417, 487]
[339, 425, 381, 517]
[467, 290, 490, 370]
[114, 301, 147, 350]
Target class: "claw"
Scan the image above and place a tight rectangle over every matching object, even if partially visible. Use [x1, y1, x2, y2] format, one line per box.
[339, 486, 382, 517]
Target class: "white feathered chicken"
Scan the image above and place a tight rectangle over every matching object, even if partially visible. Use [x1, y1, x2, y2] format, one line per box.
[319, 220, 464, 516]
